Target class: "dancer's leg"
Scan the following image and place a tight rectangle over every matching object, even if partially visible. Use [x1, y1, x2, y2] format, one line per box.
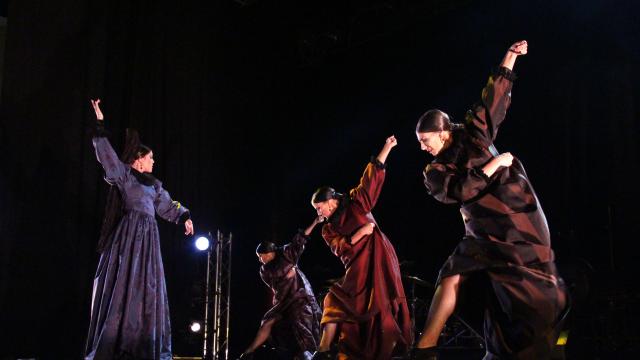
[317, 322, 338, 352]
[416, 274, 463, 348]
[244, 318, 277, 353]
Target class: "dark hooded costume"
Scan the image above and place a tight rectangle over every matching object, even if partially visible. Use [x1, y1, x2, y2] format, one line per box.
[257, 232, 322, 359]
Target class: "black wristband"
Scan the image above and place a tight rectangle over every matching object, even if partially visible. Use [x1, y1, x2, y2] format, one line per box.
[178, 211, 191, 224]
[493, 66, 517, 81]
[93, 120, 111, 137]
[370, 156, 387, 169]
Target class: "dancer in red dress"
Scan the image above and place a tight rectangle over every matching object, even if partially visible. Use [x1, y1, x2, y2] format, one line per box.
[311, 136, 412, 360]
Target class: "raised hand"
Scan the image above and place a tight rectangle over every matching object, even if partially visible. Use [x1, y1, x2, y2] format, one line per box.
[385, 135, 398, 148]
[501, 40, 528, 70]
[91, 99, 104, 121]
[377, 135, 397, 164]
[508, 40, 528, 55]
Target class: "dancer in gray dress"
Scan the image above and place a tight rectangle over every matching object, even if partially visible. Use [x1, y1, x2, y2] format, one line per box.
[85, 99, 194, 360]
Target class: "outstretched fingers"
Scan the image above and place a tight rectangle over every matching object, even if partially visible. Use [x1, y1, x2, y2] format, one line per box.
[91, 99, 104, 120]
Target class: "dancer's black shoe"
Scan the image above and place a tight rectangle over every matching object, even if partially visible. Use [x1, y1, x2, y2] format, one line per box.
[409, 346, 439, 360]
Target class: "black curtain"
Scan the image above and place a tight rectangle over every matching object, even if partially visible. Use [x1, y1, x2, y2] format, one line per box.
[1, 0, 639, 358]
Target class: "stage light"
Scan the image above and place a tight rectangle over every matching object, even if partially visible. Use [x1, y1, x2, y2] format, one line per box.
[190, 321, 202, 333]
[195, 236, 210, 251]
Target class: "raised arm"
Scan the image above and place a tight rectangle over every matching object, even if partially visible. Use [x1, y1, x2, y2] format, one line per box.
[91, 99, 104, 120]
[283, 216, 324, 263]
[376, 135, 397, 165]
[91, 99, 127, 186]
[465, 41, 527, 145]
[350, 136, 397, 213]
[500, 40, 528, 71]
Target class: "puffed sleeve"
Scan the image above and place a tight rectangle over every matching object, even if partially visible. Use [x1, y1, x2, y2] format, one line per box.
[321, 224, 353, 265]
[92, 122, 127, 186]
[282, 230, 309, 263]
[349, 158, 386, 213]
[154, 182, 190, 224]
[423, 162, 490, 204]
[465, 66, 517, 145]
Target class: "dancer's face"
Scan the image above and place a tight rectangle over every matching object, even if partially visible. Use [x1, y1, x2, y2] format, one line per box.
[257, 252, 276, 264]
[416, 131, 446, 156]
[313, 199, 338, 219]
[133, 151, 155, 173]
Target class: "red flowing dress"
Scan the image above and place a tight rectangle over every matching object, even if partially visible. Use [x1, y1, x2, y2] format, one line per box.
[320, 159, 412, 360]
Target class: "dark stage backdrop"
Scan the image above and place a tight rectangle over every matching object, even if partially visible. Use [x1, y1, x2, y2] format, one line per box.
[1, 0, 639, 358]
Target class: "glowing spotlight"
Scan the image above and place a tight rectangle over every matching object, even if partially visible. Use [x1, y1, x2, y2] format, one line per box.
[195, 236, 210, 251]
[190, 321, 202, 333]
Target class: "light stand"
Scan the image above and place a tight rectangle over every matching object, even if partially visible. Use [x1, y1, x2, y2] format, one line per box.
[203, 230, 233, 360]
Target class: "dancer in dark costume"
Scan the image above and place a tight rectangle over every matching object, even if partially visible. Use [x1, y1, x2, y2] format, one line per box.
[85, 99, 194, 360]
[412, 41, 568, 360]
[237, 217, 324, 360]
[311, 136, 412, 360]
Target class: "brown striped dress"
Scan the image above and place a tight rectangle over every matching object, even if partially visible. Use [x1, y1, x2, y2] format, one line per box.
[423, 67, 568, 359]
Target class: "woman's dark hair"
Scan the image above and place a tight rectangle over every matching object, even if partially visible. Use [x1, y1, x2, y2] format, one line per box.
[416, 109, 455, 133]
[256, 241, 279, 254]
[97, 128, 150, 253]
[311, 186, 344, 204]
[122, 130, 151, 164]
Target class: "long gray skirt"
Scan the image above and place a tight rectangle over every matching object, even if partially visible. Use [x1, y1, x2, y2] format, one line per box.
[85, 210, 171, 360]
